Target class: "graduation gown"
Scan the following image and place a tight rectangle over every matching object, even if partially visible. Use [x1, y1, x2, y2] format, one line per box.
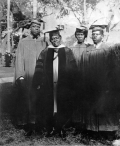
[78, 42, 119, 131]
[71, 42, 89, 128]
[14, 35, 47, 125]
[105, 43, 120, 131]
[71, 42, 88, 67]
[32, 45, 77, 131]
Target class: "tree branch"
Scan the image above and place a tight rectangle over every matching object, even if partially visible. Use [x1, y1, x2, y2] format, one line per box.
[87, 5, 97, 23]
[68, 4, 81, 25]
[43, 12, 53, 17]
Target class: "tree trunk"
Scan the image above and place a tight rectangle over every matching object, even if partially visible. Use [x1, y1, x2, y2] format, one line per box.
[33, 0, 38, 18]
[7, 0, 11, 53]
[0, 21, 1, 45]
[83, 0, 86, 24]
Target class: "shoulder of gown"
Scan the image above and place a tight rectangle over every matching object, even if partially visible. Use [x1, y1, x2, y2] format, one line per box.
[86, 42, 111, 53]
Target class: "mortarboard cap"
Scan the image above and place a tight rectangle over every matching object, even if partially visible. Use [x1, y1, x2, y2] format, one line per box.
[75, 25, 88, 38]
[76, 26, 88, 32]
[45, 28, 63, 35]
[31, 19, 44, 25]
[30, 18, 45, 29]
[44, 28, 63, 41]
[90, 25, 107, 32]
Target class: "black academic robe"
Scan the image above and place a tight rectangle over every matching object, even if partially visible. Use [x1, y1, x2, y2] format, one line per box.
[106, 44, 120, 131]
[32, 45, 77, 131]
[77, 43, 119, 131]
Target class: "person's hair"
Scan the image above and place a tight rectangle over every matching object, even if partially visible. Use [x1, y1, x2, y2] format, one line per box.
[75, 29, 88, 38]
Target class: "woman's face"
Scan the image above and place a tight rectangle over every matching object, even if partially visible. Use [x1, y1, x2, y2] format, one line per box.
[76, 32, 85, 43]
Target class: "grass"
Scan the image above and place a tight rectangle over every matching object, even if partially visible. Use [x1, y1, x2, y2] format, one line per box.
[0, 116, 114, 146]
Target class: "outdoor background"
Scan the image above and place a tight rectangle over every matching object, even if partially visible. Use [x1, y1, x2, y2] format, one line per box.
[0, 0, 120, 146]
[1, 0, 120, 50]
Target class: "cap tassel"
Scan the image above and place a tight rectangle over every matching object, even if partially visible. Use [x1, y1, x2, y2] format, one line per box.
[43, 22, 45, 30]
[44, 33, 46, 42]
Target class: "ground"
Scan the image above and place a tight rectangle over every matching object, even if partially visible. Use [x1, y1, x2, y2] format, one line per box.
[0, 117, 113, 146]
[0, 66, 118, 146]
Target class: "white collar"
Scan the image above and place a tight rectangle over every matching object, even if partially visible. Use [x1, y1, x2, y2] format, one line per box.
[94, 42, 103, 49]
[48, 44, 65, 49]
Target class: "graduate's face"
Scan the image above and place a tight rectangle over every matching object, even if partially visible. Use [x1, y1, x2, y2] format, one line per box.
[92, 31, 103, 44]
[51, 34, 61, 47]
[30, 23, 41, 36]
[75, 32, 85, 43]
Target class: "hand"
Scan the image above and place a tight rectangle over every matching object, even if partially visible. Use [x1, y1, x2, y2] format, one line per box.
[37, 85, 40, 90]
[16, 77, 25, 88]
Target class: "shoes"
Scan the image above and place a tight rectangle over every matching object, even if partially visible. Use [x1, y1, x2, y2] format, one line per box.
[24, 123, 35, 137]
[24, 130, 34, 137]
[45, 128, 66, 138]
[45, 129, 57, 137]
[60, 129, 66, 139]
[15, 124, 29, 131]
[45, 132, 53, 137]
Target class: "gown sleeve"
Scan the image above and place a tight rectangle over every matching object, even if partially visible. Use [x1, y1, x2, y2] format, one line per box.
[32, 49, 45, 88]
[15, 40, 25, 80]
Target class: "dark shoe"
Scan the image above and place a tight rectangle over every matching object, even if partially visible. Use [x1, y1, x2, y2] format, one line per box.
[45, 126, 53, 137]
[52, 129, 66, 138]
[35, 129, 43, 135]
[15, 124, 29, 131]
[61, 129, 66, 139]
[24, 123, 36, 137]
[23, 124, 29, 132]
[45, 128, 56, 137]
[24, 130, 34, 137]
[15, 124, 25, 130]
[45, 132, 53, 137]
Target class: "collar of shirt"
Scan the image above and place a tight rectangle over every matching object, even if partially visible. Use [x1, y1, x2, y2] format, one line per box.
[48, 44, 65, 53]
[94, 42, 102, 49]
[48, 44, 65, 49]
[29, 34, 40, 40]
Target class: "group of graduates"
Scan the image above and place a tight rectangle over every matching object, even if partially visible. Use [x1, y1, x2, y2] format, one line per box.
[13, 18, 120, 138]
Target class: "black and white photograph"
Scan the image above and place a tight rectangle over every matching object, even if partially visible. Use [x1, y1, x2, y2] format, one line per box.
[0, 0, 120, 145]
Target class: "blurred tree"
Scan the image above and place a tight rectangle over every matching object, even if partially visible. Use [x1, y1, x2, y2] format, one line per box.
[0, 0, 119, 43]
[54, 0, 102, 25]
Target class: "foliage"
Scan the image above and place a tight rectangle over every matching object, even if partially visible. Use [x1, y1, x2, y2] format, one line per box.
[53, 0, 102, 25]
[0, 0, 110, 26]
[0, 0, 120, 34]
[0, 0, 120, 24]
[0, 0, 31, 32]
[0, 117, 111, 146]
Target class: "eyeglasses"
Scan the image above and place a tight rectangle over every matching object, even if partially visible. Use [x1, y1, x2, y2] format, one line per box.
[51, 37, 60, 41]
[92, 33, 101, 36]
